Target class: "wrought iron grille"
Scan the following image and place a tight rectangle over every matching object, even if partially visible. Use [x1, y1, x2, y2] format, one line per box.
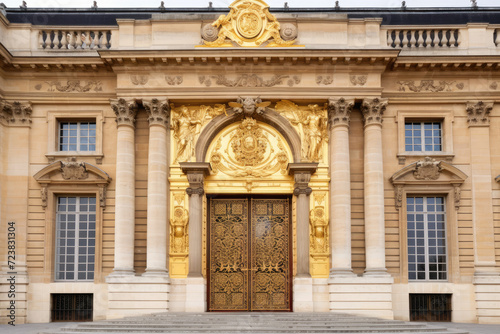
[51, 294, 93, 322]
[410, 293, 451, 322]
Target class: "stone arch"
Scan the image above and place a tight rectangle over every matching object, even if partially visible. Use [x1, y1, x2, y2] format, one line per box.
[195, 109, 301, 163]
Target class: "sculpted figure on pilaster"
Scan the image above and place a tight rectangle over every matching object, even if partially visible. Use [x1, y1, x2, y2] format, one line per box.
[143, 98, 170, 127]
[328, 98, 354, 127]
[171, 104, 226, 163]
[228, 97, 271, 117]
[170, 206, 189, 254]
[466, 101, 493, 126]
[310, 206, 329, 254]
[1, 100, 32, 125]
[275, 100, 328, 162]
[110, 98, 137, 127]
[361, 97, 388, 125]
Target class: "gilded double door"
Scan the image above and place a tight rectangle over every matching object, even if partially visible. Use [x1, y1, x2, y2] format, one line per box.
[208, 197, 292, 311]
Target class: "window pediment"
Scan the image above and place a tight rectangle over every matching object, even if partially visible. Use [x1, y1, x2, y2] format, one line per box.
[390, 157, 467, 209]
[34, 159, 111, 208]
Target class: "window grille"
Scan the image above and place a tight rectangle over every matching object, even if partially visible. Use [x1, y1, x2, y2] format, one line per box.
[410, 294, 451, 322]
[51, 294, 93, 322]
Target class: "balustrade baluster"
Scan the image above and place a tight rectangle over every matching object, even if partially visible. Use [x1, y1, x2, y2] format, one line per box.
[409, 30, 417, 47]
[402, 30, 409, 47]
[417, 30, 424, 48]
[425, 30, 432, 47]
[39, 31, 45, 49]
[60, 31, 68, 49]
[75, 31, 83, 49]
[449, 30, 456, 48]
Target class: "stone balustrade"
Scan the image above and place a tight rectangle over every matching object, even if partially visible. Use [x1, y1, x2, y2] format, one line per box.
[386, 28, 460, 48]
[38, 29, 112, 50]
[495, 29, 499, 47]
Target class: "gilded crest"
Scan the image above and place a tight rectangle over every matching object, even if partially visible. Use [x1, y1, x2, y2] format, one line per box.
[200, 0, 298, 47]
[231, 118, 267, 166]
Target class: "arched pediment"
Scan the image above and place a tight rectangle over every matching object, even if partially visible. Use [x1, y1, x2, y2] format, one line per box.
[390, 157, 467, 185]
[195, 109, 302, 163]
[34, 159, 111, 185]
[34, 160, 111, 208]
[390, 157, 467, 209]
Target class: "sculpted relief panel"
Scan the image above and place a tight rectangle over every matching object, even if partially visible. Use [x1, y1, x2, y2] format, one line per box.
[171, 104, 226, 163]
[274, 100, 328, 163]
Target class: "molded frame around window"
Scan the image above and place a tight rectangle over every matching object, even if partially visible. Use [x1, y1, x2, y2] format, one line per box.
[398, 187, 459, 284]
[46, 110, 104, 164]
[44, 187, 104, 284]
[396, 110, 454, 165]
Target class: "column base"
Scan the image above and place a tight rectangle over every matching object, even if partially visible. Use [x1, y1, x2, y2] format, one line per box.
[106, 275, 170, 320]
[142, 269, 169, 278]
[108, 268, 136, 277]
[329, 268, 357, 278]
[185, 275, 206, 312]
[329, 275, 394, 319]
[474, 274, 500, 324]
[363, 268, 391, 277]
[293, 275, 314, 312]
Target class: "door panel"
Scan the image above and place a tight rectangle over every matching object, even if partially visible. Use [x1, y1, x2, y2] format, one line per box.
[208, 197, 291, 312]
[209, 199, 249, 311]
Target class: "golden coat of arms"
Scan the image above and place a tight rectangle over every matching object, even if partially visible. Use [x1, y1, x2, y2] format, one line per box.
[200, 0, 298, 47]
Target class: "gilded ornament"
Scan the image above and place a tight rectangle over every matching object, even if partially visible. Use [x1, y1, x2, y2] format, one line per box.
[208, 119, 289, 178]
[275, 100, 328, 162]
[170, 206, 189, 254]
[310, 206, 328, 254]
[200, 0, 298, 47]
[171, 104, 226, 163]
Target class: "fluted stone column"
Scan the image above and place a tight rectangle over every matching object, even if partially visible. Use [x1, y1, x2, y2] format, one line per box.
[328, 98, 355, 276]
[143, 99, 170, 276]
[467, 101, 498, 275]
[110, 98, 137, 276]
[361, 98, 389, 276]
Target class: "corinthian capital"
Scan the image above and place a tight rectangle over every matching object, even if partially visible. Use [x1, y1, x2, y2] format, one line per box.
[362, 97, 387, 126]
[1, 100, 32, 125]
[328, 98, 354, 127]
[110, 98, 137, 127]
[143, 98, 170, 127]
[466, 101, 493, 127]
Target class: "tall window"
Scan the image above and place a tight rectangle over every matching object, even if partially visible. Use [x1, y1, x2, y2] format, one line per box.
[405, 122, 442, 152]
[59, 122, 96, 151]
[56, 197, 96, 281]
[407, 196, 447, 281]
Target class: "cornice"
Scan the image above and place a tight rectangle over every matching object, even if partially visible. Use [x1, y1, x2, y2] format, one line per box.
[391, 56, 500, 71]
[98, 49, 400, 67]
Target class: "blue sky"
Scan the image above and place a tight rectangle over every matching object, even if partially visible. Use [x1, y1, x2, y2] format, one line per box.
[1, 0, 499, 9]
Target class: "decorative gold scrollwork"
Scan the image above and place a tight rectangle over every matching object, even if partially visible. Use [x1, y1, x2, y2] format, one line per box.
[200, 0, 298, 47]
[170, 206, 189, 254]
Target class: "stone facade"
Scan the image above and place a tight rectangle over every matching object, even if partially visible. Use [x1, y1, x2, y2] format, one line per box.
[1, 1, 500, 325]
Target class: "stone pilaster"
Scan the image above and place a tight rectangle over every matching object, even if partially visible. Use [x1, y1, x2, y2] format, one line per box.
[466, 101, 498, 276]
[328, 98, 355, 277]
[109, 98, 137, 276]
[288, 163, 317, 312]
[361, 97, 389, 276]
[143, 99, 170, 276]
[180, 162, 210, 312]
[2, 100, 32, 125]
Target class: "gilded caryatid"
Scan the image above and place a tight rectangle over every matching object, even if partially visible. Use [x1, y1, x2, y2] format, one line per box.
[309, 206, 329, 254]
[170, 206, 189, 254]
[200, 0, 298, 47]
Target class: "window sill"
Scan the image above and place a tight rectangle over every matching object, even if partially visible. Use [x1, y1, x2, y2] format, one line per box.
[397, 152, 454, 165]
[46, 152, 104, 165]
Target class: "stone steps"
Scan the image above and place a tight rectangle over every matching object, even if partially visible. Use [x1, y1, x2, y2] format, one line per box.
[39, 312, 469, 334]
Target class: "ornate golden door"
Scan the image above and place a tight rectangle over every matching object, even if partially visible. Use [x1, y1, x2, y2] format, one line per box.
[208, 197, 291, 311]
